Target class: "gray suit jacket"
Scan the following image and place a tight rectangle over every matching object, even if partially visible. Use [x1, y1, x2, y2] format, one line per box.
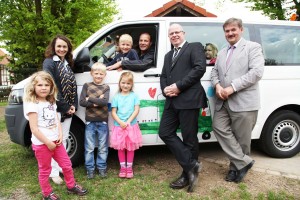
[211, 38, 264, 112]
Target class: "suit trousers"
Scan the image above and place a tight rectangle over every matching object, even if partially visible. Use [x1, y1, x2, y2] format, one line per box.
[159, 103, 200, 174]
[212, 101, 257, 170]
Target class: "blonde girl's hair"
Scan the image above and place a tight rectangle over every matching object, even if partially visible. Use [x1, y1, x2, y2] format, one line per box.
[91, 62, 106, 73]
[118, 72, 134, 93]
[119, 34, 133, 45]
[23, 71, 58, 104]
[205, 43, 218, 59]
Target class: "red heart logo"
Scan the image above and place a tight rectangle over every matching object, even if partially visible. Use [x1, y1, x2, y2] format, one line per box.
[148, 88, 156, 98]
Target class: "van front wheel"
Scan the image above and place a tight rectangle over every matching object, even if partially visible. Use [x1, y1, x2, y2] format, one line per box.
[260, 110, 300, 158]
[66, 122, 84, 167]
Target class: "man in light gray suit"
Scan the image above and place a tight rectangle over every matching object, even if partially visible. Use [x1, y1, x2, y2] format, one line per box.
[211, 18, 264, 183]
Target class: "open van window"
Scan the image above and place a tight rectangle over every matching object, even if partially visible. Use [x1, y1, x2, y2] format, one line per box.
[89, 24, 158, 70]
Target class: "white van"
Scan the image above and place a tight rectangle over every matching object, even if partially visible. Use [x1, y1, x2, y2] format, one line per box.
[5, 17, 300, 166]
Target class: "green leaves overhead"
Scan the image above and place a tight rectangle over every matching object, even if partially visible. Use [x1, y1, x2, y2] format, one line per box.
[233, 0, 300, 20]
[0, 0, 118, 83]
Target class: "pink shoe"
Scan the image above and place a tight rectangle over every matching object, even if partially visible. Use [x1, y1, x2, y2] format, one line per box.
[126, 167, 133, 178]
[119, 167, 126, 178]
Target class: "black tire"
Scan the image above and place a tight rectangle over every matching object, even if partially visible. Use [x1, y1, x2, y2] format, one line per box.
[66, 120, 85, 167]
[260, 110, 300, 158]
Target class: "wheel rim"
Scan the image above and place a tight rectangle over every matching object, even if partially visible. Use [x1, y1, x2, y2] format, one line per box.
[65, 131, 77, 159]
[272, 120, 300, 151]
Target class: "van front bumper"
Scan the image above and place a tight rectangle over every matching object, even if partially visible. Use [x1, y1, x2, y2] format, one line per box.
[5, 104, 30, 146]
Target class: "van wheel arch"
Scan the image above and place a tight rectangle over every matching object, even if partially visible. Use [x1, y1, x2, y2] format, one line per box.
[259, 110, 300, 158]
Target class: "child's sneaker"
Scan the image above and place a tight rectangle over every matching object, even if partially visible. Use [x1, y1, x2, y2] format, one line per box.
[43, 192, 60, 200]
[99, 169, 107, 178]
[67, 184, 88, 196]
[119, 167, 126, 178]
[126, 167, 134, 178]
[87, 170, 95, 179]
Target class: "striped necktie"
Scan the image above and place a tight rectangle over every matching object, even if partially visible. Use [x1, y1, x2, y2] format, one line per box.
[172, 47, 181, 62]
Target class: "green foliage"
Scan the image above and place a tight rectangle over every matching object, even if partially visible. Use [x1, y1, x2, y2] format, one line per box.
[0, 87, 11, 102]
[0, 117, 6, 132]
[233, 0, 300, 20]
[0, 0, 118, 83]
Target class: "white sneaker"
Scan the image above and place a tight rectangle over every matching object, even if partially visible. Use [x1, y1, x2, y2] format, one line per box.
[51, 176, 63, 185]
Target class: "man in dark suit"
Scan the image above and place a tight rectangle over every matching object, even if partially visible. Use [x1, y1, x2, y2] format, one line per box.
[211, 18, 264, 183]
[159, 23, 207, 193]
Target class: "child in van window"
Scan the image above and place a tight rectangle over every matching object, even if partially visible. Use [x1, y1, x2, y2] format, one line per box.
[205, 43, 218, 66]
[79, 62, 110, 179]
[105, 34, 139, 68]
[23, 71, 87, 200]
[110, 72, 142, 178]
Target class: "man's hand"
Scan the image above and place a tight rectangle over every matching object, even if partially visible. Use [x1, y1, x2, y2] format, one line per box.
[215, 84, 226, 100]
[222, 86, 234, 99]
[215, 84, 234, 100]
[164, 83, 180, 97]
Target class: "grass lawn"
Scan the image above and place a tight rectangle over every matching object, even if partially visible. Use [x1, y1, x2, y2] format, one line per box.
[0, 113, 299, 200]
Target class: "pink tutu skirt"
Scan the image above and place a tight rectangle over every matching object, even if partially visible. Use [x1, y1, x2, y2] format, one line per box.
[110, 123, 143, 151]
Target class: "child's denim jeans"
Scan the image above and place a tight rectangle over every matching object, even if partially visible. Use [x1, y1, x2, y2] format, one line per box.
[84, 121, 109, 171]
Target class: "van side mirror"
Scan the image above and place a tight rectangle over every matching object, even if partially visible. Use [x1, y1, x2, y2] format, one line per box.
[74, 47, 91, 73]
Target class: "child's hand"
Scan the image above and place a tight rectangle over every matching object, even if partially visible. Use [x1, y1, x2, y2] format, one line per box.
[120, 121, 127, 129]
[55, 136, 62, 146]
[46, 141, 57, 151]
[100, 94, 104, 99]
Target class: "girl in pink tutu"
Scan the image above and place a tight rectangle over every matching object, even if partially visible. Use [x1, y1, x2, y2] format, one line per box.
[110, 72, 142, 178]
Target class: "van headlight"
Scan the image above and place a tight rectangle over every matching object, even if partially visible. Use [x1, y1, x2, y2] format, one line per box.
[8, 89, 24, 105]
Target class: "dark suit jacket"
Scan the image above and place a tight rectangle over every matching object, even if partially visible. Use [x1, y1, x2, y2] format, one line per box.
[160, 42, 207, 109]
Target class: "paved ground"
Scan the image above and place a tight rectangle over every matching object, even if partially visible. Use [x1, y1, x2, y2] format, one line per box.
[199, 142, 300, 180]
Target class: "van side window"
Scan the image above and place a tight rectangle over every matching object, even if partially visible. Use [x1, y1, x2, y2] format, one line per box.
[89, 24, 158, 70]
[258, 26, 300, 65]
[179, 22, 250, 66]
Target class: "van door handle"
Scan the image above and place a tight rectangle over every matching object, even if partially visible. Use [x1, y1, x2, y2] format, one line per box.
[144, 74, 160, 77]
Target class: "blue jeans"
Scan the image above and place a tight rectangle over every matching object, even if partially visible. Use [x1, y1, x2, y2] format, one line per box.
[85, 121, 109, 171]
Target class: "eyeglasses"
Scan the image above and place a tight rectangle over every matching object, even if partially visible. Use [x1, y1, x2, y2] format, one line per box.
[168, 31, 184, 36]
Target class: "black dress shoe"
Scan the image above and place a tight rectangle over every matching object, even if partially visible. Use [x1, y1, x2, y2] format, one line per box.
[169, 174, 189, 189]
[234, 160, 255, 183]
[187, 162, 200, 193]
[225, 170, 237, 182]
